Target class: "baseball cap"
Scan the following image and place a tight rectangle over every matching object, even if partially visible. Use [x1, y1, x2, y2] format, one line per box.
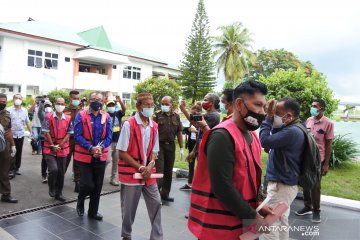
[44, 100, 52, 106]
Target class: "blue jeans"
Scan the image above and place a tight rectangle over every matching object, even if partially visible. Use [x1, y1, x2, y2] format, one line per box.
[32, 127, 42, 152]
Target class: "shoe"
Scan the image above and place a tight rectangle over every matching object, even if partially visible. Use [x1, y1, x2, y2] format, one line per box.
[36, 151, 42, 155]
[88, 213, 103, 221]
[76, 199, 84, 216]
[180, 184, 192, 191]
[161, 196, 174, 202]
[122, 237, 132, 240]
[55, 195, 66, 202]
[9, 171, 15, 180]
[49, 189, 55, 198]
[41, 176, 48, 183]
[1, 195, 18, 203]
[74, 182, 79, 193]
[312, 211, 321, 223]
[110, 178, 119, 186]
[15, 170, 21, 175]
[295, 207, 313, 216]
[184, 214, 189, 219]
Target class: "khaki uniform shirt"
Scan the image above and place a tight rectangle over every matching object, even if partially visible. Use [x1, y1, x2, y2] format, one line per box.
[0, 110, 11, 150]
[154, 111, 182, 143]
[64, 105, 81, 124]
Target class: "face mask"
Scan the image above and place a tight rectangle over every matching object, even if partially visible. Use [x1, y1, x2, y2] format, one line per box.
[71, 100, 80, 107]
[55, 105, 65, 113]
[0, 103, 6, 111]
[107, 107, 115, 113]
[240, 101, 265, 131]
[161, 105, 170, 113]
[202, 101, 211, 110]
[14, 99, 22, 106]
[273, 115, 285, 128]
[219, 102, 227, 113]
[90, 101, 103, 111]
[45, 107, 53, 113]
[310, 107, 319, 117]
[142, 107, 154, 118]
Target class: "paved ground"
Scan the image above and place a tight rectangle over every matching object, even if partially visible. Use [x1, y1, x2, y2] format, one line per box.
[0, 142, 359, 239]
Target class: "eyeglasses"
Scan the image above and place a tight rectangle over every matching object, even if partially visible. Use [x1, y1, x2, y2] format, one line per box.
[89, 98, 102, 102]
[141, 104, 155, 108]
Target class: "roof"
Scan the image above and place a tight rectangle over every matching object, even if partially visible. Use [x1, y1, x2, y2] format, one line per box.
[78, 26, 112, 49]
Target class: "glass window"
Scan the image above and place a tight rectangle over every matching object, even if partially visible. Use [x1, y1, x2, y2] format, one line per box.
[35, 51, 42, 56]
[35, 58, 42, 68]
[45, 52, 51, 58]
[123, 65, 141, 80]
[27, 56, 34, 67]
[28, 49, 35, 55]
[52, 54, 58, 59]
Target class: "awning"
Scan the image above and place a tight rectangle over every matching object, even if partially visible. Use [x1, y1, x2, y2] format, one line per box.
[73, 48, 130, 65]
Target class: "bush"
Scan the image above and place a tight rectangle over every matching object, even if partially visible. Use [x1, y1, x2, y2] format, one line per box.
[47, 90, 70, 105]
[330, 134, 359, 167]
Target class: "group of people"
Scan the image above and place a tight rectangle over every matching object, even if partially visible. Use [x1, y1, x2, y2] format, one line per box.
[0, 80, 334, 240]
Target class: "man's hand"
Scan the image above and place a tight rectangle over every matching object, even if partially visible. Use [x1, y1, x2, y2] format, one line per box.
[10, 146, 16, 157]
[186, 151, 196, 163]
[322, 164, 329, 176]
[253, 214, 271, 233]
[179, 148, 184, 161]
[152, 152, 158, 160]
[91, 146, 102, 158]
[116, 95, 122, 102]
[50, 145, 60, 153]
[180, 100, 187, 112]
[189, 126, 198, 133]
[266, 99, 277, 118]
[141, 166, 152, 180]
[257, 203, 274, 218]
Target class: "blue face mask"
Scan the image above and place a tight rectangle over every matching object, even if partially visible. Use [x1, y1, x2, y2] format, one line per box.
[107, 107, 115, 113]
[142, 107, 154, 118]
[310, 107, 319, 117]
[219, 102, 227, 113]
[71, 100, 80, 107]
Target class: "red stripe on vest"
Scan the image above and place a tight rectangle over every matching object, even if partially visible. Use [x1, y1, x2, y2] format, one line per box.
[188, 120, 262, 240]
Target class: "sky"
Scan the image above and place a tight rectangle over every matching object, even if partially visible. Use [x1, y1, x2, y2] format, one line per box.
[1, 0, 359, 102]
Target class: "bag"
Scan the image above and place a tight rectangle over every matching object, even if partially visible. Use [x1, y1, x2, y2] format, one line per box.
[283, 122, 321, 189]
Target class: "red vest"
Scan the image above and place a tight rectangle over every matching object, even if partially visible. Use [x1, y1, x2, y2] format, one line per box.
[118, 116, 158, 186]
[43, 113, 71, 157]
[188, 120, 262, 240]
[74, 110, 109, 163]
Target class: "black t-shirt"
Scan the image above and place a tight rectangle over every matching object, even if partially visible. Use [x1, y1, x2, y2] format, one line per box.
[196, 111, 220, 143]
[109, 110, 125, 142]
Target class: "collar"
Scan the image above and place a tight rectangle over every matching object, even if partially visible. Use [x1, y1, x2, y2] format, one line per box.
[135, 112, 153, 127]
[87, 109, 103, 116]
[313, 115, 324, 123]
[53, 112, 66, 120]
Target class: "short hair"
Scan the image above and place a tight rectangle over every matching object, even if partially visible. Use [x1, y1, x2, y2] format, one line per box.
[89, 92, 102, 100]
[206, 93, 220, 110]
[222, 89, 234, 103]
[279, 97, 301, 118]
[36, 95, 42, 99]
[190, 104, 202, 113]
[13, 94, 22, 99]
[313, 98, 326, 109]
[70, 90, 79, 96]
[0, 93, 7, 100]
[136, 92, 153, 106]
[233, 80, 268, 99]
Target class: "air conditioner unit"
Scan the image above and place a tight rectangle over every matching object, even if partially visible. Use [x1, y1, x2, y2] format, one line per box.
[0, 88, 9, 94]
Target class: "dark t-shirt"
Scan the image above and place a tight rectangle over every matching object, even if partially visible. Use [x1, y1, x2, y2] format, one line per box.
[196, 111, 220, 143]
[109, 110, 125, 142]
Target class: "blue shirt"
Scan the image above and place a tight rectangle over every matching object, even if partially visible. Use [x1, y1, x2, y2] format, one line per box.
[259, 117, 305, 186]
[74, 110, 113, 163]
[6, 106, 30, 138]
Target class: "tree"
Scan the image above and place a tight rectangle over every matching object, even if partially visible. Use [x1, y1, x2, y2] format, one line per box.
[179, 0, 215, 104]
[134, 78, 182, 109]
[47, 90, 70, 105]
[213, 22, 256, 84]
[259, 69, 339, 120]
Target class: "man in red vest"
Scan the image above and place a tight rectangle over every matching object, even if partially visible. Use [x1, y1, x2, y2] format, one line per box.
[73, 92, 112, 221]
[117, 92, 162, 240]
[42, 97, 73, 202]
[188, 81, 273, 240]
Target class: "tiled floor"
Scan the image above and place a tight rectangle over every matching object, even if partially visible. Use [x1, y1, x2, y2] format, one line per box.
[0, 179, 359, 240]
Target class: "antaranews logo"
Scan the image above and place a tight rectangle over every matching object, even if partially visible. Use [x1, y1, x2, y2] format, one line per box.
[245, 224, 320, 236]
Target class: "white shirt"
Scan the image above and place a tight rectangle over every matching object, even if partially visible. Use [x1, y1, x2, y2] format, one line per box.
[6, 106, 30, 138]
[31, 105, 42, 127]
[116, 112, 159, 185]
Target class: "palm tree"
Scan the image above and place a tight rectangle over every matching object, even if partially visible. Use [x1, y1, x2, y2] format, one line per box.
[213, 22, 256, 84]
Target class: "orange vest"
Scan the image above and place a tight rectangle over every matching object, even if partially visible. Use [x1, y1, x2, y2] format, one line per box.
[74, 110, 109, 163]
[188, 120, 262, 240]
[118, 116, 158, 186]
[43, 113, 71, 157]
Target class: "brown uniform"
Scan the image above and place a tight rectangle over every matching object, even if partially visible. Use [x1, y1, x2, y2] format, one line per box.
[64, 105, 81, 180]
[154, 111, 182, 198]
[0, 110, 12, 196]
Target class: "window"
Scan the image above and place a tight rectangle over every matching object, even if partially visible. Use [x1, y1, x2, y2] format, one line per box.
[44, 52, 58, 69]
[27, 49, 42, 68]
[122, 93, 131, 105]
[123, 66, 141, 80]
[65, 57, 70, 62]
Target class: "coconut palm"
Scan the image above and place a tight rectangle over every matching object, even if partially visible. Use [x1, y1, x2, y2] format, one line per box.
[213, 22, 256, 84]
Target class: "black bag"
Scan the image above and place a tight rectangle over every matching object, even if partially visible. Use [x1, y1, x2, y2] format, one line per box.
[283, 123, 321, 189]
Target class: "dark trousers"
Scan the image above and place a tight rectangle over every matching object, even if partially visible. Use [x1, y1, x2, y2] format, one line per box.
[65, 138, 80, 182]
[303, 162, 324, 212]
[0, 144, 11, 196]
[13, 137, 24, 170]
[156, 142, 175, 197]
[77, 161, 106, 215]
[40, 138, 47, 177]
[187, 139, 196, 184]
[45, 155, 66, 196]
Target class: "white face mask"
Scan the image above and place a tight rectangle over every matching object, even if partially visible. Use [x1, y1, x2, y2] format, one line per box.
[273, 115, 285, 128]
[45, 107, 53, 113]
[142, 107, 154, 118]
[55, 105, 65, 113]
[161, 105, 170, 113]
[107, 107, 115, 113]
[14, 99, 22, 106]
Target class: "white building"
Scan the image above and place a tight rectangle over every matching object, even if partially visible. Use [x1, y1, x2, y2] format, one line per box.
[0, 21, 181, 104]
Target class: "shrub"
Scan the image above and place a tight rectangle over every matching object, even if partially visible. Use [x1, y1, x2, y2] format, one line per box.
[47, 90, 70, 105]
[330, 134, 359, 167]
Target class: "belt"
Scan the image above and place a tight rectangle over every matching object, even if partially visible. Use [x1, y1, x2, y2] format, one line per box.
[160, 141, 174, 145]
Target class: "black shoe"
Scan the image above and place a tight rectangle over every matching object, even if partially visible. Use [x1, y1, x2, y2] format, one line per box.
[49, 189, 55, 198]
[312, 211, 321, 223]
[9, 171, 15, 180]
[295, 207, 313, 216]
[1, 195, 18, 203]
[15, 170, 21, 175]
[88, 213, 103, 221]
[55, 195, 66, 202]
[179, 184, 192, 191]
[74, 182, 79, 193]
[161, 196, 174, 202]
[76, 199, 84, 216]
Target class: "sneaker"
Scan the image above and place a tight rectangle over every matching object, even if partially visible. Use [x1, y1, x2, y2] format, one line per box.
[295, 207, 313, 216]
[110, 178, 119, 186]
[312, 211, 321, 223]
[41, 176, 48, 183]
[179, 184, 192, 191]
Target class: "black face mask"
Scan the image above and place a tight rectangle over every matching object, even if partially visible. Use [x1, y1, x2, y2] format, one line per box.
[90, 101, 103, 111]
[0, 103, 6, 111]
[240, 101, 265, 131]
